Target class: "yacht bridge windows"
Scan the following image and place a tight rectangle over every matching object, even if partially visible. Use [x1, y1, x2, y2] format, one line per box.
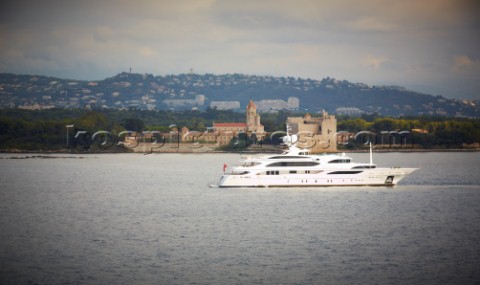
[267, 161, 319, 167]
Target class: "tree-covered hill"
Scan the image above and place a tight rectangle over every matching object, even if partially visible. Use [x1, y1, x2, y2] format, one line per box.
[0, 72, 478, 117]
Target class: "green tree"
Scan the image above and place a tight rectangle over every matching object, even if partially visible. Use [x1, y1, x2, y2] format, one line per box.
[123, 118, 145, 132]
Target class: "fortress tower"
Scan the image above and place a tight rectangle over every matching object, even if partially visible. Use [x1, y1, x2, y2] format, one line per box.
[246, 100, 264, 133]
[287, 112, 337, 153]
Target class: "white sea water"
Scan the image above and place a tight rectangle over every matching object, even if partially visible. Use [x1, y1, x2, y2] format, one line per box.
[0, 152, 479, 284]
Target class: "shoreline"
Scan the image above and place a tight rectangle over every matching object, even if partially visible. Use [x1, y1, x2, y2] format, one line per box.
[1, 146, 479, 155]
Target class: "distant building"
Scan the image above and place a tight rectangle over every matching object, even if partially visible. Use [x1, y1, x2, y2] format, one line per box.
[288, 97, 300, 109]
[287, 112, 337, 153]
[254, 97, 299, 112]
[335, 107, 364, 116]
[18, 103, 55, 110]
[213, 122, 247, 133]
[412, 129, 429, 134]
[213, 100, 265, 133]
[210, 101, 240, 110]
[245, 100, 265, 133]
[163, 95, 205, 109]
[212, 100, 266, 144]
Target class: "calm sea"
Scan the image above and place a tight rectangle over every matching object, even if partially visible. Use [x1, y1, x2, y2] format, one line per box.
[0, 152, 479, 285]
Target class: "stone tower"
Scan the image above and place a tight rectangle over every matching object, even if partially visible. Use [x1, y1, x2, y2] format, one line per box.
[246, 100, 264, 133]
[287, 111, 337, 153]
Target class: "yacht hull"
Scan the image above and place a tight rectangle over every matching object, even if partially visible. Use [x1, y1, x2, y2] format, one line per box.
[218, 168, 418, 188]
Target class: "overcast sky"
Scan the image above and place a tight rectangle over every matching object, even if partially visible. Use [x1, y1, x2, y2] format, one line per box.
[1, 0, 479, 99]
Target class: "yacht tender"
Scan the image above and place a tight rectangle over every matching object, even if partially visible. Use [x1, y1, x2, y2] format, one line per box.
[216, 131, 417, 188]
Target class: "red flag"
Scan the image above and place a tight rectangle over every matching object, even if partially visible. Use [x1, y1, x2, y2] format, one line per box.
[223, 162, 227, 172]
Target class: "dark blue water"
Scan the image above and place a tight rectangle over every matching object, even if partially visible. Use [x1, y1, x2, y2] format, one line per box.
[0, 152, 479, 284]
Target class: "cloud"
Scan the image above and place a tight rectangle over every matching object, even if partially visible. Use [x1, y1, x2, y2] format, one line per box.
[345, 17, 397, 32]
[93, 26, 115, 43]
[138, 47, 158, 58]
[0, 0, 479, 98]
[362, 55, 388, 69]
[453, 55, 480, 73]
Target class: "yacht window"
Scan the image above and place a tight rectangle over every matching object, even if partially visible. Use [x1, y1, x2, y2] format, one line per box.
[328, 171, 363, 174]
[269, 156, 309, 159]
[352, 165, 376, 169]
[232, 171, 249, 175]
[289, 170, 297, 174]
[328, 159, 351, 164]
[243, 162, 261, 167]
[267, 161, 319, 167]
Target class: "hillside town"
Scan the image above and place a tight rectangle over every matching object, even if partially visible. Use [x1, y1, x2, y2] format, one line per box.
[0, 73, 303, 111]
[0, 72, 478, 117]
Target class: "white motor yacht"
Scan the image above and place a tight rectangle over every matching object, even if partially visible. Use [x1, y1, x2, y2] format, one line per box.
[216, 127, 418, 188]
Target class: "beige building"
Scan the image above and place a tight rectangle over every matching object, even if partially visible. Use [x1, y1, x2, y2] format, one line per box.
[211, 100, 265, 144]
[245, 100, 265, 133]
[164, 99, 266, 147]
[287, 112, 337, 153]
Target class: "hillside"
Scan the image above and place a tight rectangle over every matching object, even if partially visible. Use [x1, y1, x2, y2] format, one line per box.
[0, 72, 478, 117]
